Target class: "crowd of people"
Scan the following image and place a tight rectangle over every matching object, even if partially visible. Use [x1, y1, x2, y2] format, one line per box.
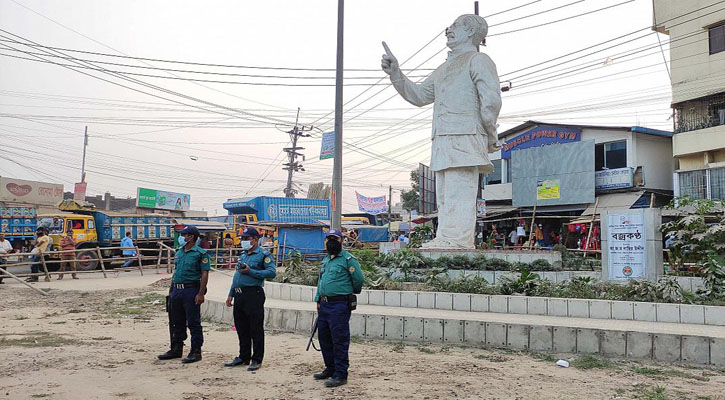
[478, 219, 601, 251]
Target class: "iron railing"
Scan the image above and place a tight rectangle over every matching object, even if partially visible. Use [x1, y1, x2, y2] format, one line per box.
[674, 93, 725, 134]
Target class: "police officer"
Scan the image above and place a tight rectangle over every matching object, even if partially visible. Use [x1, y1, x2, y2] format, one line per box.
[157, 226, 210, 363]
[224, 227, 276, 371]
[313, 230, 364, 388]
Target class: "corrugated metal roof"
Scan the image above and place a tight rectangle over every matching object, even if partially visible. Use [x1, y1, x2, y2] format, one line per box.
[581, 191, 644, 216]
[499, 120, 672, 140]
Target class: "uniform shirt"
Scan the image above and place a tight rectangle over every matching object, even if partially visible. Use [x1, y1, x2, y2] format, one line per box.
[173, 244, 210, 284]
[228, 246, 276, 296]
[315, 250, 364, 302]
[390, 51, 501, 173]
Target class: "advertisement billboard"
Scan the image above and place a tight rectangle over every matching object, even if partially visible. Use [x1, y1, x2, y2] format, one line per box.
[355, 192, 388, 215]
[0, 176, 63, 206]
[136, 188, 190, 211]
[476, 199, 486, 218]
[319, 131, 335, 160]
[595, 167, 633, 190]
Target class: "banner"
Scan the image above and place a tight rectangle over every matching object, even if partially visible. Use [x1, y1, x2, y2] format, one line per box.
[73, 182, 87, 202]
[319, 131, 335, 160]
[137, 188, 190, 211]
[607, 213, 646, 280]
[536, 179, 560, 200]
[476, 198, 486, 218]
[595, 167, 633, 190]
[355, 192, 387, 215]
[0, 177, 63, 206]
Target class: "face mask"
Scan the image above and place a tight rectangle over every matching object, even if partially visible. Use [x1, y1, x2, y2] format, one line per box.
[178, 236, 186, 246]
[241, 240, 252, 250]
[326, 239, 342, 255]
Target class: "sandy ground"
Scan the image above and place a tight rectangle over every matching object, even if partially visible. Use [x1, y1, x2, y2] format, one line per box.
[2, 283, 725, 400]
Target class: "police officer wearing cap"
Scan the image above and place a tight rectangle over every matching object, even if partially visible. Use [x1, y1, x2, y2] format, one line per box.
[158, 225, 210, 363]
[224, 227, 276, 371]
[313, 229, 364, 387]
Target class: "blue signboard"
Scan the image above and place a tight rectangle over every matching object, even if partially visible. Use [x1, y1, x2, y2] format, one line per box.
[501, 125, 581, 159]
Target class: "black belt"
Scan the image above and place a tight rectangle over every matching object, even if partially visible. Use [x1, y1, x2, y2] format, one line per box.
[233, 286, 263, 294]
[172, 282, 200, 289]
[319, 295, 348, 303]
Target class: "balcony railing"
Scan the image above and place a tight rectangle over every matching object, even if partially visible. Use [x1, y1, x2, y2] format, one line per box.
[674, 93, 725, 134]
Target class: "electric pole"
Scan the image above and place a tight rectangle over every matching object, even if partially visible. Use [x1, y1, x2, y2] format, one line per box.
[387, 185, 392, 225]
[283, 108, 312, 198]
[331, 0, 344, 230]
[81, 126, 88, 182]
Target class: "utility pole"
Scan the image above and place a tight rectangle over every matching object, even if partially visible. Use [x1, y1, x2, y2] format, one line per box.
[283, 108, 312, 198]
[387, 185, 392, 225]
[80, 126, 88, 182]
[331, 0, 344, 230]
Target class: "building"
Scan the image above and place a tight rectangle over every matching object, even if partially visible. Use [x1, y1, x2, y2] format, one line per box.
[653, 1, 725, 199]
[482, 121, 675, 212]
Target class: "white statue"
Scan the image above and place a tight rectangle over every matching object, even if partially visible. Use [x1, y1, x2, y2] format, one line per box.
[381, 14, 502, 249]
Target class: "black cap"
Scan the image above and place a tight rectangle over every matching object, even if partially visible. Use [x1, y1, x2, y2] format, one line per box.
[241, 227, 260, 238]
[179, 225, 200, 237]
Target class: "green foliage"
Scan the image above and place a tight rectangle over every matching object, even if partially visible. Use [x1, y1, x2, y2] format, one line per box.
[401, 170, 420, 212]
[486, 257, 512, 271]
[529, 258, 553, 271]
[700, 252, 725, 298]
[571, 355, 616, 369]
[408, 225, 433, 248]
[274, 251, 319, 286]
[426, 275, 494, 294]
[499, 267, 541, 296]
[660, 197, 725, 270]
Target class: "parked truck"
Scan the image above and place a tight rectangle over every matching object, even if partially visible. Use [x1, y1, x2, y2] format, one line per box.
[37, 201, 177, 270]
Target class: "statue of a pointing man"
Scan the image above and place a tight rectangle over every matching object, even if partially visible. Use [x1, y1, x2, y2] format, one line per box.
[381, 14, 502, 249]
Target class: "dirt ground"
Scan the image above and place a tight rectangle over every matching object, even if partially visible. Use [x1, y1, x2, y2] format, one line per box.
[2, 284, 725, 400]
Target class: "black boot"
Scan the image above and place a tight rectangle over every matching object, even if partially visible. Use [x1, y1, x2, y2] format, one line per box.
[181, 348, 202, 364]
[157, 343, 183, 360]
[313, 369, 334, 380]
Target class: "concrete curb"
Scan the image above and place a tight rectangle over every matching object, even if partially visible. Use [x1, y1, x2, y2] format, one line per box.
[200, 299, 723, 367]
[266, 282, 725, 327]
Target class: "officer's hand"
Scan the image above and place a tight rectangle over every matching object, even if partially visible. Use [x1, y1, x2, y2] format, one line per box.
[240, 265, 251, 274]
[381, 41, 399, 76]
[195, 293, 205, 305]
[226, 296, 233, 307]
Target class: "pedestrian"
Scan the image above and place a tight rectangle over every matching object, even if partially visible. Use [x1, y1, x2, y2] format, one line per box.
[535, 224, 545, 248]
[0, 232, 13, 284]
[121, 231, 136, 268]
[58, 230, 78, 280]
[224, 227, 276, 371]
[157, 226, 210, 363]
[508, 229, 519, 246]
[26, 227, 49, 282]
[223, 233, 234, 269]
[313, 230, 364, 388]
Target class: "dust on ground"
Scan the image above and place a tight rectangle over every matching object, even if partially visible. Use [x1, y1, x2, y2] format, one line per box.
[2, 285, 725, 400]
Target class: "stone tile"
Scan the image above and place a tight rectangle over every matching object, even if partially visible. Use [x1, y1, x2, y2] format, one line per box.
[656, 304, 680, 323]
[464, 321, 486, 345]
[435, 293, 453, 310]
[548, 299, 568, 317]
[600, 330, 626, 357]
[384, 291, 402, 307]
[568, 299, 590, 318]
[589, 300, 612, 319]
[553, 327, 577, 353]
[471, 294, 489, 312]
[368, 290, 384, 306]
[350, 313, 366, 338]
[443, 319, 464, 343]
[527, 297, 548, 315]
[400, 291, 418, 308]
[365, 315, 385, 339]
[710, 338, 725, 367]
[626, 332, 653, 360]
[508, 296, 527, 314]
[576, 328, 600, 354]
[489, 295, 509, 313]
[633, 302, 656, 322]
[417, 292, 435, 309]
[486, 323, 507, 348]
[611, 301, 634, 320]
[452, 294, 471, 311]
[529, 325, 552, 352]
[403, 317, 424, 341]
[653, 334, 681, 362]
[705, 306, 725, 326]
[424, 318, 444, 343]
[680, 304, 705, 325]
[507, 324, 529, 350]
[384, 316, 404, 341]
[681, 336, 709, 365]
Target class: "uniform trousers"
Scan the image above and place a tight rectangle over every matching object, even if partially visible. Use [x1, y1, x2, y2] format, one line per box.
[233, 287, 266, 363]
[317, 300, 351, 379]
[169, 286, 203, 349]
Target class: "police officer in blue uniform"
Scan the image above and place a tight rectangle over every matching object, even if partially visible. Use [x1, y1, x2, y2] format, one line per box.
[224, 227, 276, 371]
[313, 230, 364, 388]
[157, 226, 210, 363]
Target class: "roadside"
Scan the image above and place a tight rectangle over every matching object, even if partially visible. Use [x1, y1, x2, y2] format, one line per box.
[2, 284, 725, 399]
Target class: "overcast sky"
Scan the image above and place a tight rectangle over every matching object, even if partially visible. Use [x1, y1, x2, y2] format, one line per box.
[0, 0, 676, 214]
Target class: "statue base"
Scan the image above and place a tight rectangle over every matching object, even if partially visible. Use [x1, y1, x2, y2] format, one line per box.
[421, 238, 475, 250]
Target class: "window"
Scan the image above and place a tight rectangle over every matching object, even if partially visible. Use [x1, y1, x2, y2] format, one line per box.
[711, 168, 725, 200]
[595, 141, 627, 171]
[710, 23, 725, 55]
[70, 219, 84, 230]
[484, 159, 502, 185]
[679, 170, 707, 199]
[88, 220, 95, 230]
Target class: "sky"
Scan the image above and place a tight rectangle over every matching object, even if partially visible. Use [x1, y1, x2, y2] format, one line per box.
[0, 0, 680, 215]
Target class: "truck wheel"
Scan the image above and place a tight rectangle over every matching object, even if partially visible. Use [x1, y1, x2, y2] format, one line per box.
[76, 249, 99, 271]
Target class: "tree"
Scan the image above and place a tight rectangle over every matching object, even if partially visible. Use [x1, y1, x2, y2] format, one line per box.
[401, 169, 420, 212]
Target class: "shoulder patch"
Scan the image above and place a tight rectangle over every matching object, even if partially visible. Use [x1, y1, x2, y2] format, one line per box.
[202, 257, 208, 264]
[264, 257, 272, 263]
[349, 266, 355, 273]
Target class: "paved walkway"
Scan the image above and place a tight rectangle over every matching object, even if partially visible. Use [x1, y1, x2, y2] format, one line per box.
[5, 269, 725, 338]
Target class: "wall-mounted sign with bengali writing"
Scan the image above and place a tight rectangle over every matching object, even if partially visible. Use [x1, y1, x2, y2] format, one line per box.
[607, 212, 646, 280]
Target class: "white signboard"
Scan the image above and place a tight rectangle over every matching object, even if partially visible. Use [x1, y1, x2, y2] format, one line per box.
[595, 168, 633, 190]
[0, 177, 64, 206]
[607, 212, 646, 280]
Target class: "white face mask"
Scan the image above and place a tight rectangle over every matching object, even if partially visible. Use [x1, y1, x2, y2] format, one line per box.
[178, 236, 186, 246]
[241, 240, 252, 250]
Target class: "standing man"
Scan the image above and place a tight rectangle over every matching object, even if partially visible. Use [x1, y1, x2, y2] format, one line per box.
[26, 227, 49, 282]
[157, 226, 210, 363]
[58, 230, 78, 280]
[382, 14, 501, 249]
[121, 231, 136, 268]
[0, 233, 13, 284]
[224, 227, 276, 371]
[313, 230, 364, 388]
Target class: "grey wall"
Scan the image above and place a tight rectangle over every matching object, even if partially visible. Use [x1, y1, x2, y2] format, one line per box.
[512, 140, 595, 207]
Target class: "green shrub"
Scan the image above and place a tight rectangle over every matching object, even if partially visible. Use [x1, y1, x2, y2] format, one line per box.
[449, 255, 472, 270]
[486, 258, 512, 271]
[529, 259, 552, 271]
[470, 254, 489, 270]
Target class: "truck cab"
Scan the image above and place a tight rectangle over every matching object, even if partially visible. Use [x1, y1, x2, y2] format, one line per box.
[37, 213, 99, 270]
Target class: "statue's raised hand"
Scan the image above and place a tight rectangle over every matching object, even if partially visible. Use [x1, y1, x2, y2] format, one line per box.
[381, 41, 399, 76]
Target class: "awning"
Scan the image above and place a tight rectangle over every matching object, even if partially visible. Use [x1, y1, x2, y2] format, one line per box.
[480, 205, 518, 219]
[581, 191, 644, 216]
